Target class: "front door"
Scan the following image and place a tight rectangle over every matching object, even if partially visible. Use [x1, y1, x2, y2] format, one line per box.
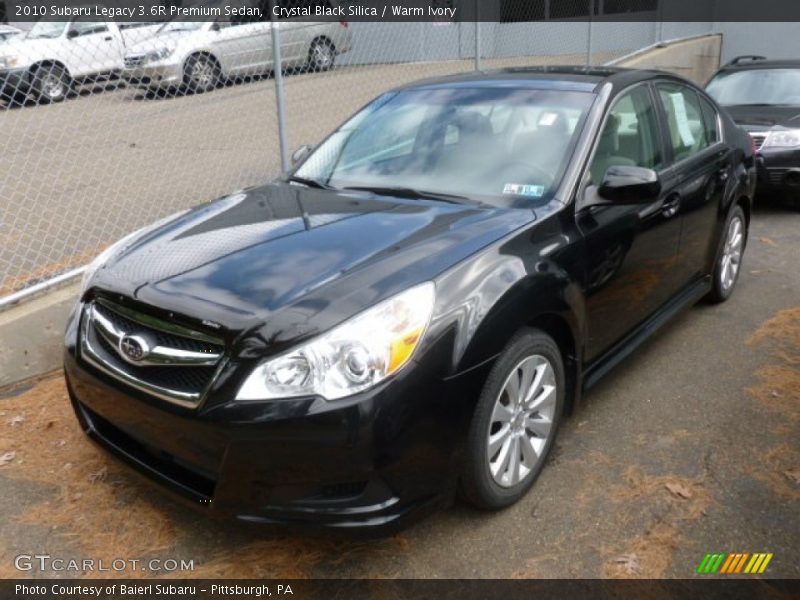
[65, 19, 124, 76]
[577, 83, 684, 362]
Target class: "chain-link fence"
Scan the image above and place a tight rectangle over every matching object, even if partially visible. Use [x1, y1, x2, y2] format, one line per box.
[0, 1, 714, 306]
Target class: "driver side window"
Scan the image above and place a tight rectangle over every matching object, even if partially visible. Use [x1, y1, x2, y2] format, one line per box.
[590, 85, 662, 185]
[69, 17, 109, 37]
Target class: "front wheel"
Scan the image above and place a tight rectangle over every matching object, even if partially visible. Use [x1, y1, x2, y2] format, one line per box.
[308, 39, 335, 72]
[460, 329, 565, 510]
[31, 64, 70, 103]
[183, 54, 219, 94]
[707, 205, 746, 303]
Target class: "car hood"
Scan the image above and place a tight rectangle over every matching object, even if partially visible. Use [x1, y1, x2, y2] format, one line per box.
[723, 105, 800, 129]
[90, 183, 533, 337]
[0, 36, 62, 61]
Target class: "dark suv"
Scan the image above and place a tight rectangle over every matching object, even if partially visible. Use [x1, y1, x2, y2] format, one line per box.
[707, 56, 800, 199]
[65, 67, 755, 533]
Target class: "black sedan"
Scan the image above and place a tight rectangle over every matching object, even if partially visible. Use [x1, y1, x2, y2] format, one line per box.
[707, 56, 800, 199]
[65, 66, 755, 532]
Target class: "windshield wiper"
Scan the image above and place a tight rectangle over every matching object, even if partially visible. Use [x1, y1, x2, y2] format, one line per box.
[287, 176, 334, 190]
[343, 185, 483, 206]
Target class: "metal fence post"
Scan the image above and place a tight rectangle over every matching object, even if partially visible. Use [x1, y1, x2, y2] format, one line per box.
[271, 18, 290, 174]
[586, 0, 594, 66]
[474, 0, 482, 72]
[656, 0, 664, 43]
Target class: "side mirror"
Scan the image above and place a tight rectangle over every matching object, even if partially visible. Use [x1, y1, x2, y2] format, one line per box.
[598, 165, 661, 204]
[210, 22, 221, 32]
[291, 144, 313, 166]
[66, 29, 80, 39]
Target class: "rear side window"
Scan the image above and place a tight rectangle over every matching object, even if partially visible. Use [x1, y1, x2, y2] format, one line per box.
[698, 95, 720, 144]
[657, 84, 710, 162]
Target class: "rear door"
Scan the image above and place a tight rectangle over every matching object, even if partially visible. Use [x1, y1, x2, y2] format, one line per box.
[654, 82, 731, 285]
[213, 18, 272, 77]
[577, 83, 684, 361]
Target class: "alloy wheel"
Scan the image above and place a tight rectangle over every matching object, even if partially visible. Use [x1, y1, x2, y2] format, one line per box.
[42, 73, 65, 100]
[312, 43, 333, 70]
[720, 214, 744, 292]
[192, 60, 215, 89]
[487, 354, 557, 488]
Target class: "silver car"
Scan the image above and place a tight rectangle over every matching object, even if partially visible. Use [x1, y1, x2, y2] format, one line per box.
[122, 15, 352, 93]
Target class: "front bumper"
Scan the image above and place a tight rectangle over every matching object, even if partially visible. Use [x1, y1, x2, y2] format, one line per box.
[755, 148, 800, 194]
[122, 62, 183, 89]
[64, 302, 488, 533]
[0, 67, 29, 99]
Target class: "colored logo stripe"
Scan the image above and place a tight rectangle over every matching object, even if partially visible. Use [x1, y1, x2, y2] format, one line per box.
[697, 553, 773, 574]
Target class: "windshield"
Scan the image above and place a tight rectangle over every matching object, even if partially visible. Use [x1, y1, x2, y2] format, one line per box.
[26, 21, 66, 39]
[158, 21, 206, 33]
[707, 69, 800, 106]
[295, 86, 594, 207]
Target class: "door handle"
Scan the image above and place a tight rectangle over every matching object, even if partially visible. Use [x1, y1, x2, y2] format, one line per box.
[104, 36, 113, 41]
[661, 194, 681, 218]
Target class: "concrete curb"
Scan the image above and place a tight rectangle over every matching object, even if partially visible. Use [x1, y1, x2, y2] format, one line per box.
[0, 283, 79, 387]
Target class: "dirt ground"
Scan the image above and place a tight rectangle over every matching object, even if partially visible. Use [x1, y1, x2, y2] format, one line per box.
[0, 199, 798, 580]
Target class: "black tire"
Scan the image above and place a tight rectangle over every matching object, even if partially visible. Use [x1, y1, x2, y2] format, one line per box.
[308, 38, 335, 72]
[460, 328, 565, 510]
[183, 54, 220, 94]
[707, 204, 747, 303]
[31, 64, 70, 103]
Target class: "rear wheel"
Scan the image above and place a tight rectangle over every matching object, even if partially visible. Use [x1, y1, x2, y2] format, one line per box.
[707, 205, 746, 303]
[32, 64, 70, 103]
[184, 54, 219, 94]
[308, 38, 335, 72]
[460, 329, 565, 510]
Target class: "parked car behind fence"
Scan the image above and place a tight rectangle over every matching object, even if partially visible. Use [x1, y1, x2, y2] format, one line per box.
[0, 19, 161, 103]
[122, 16, 353, 94]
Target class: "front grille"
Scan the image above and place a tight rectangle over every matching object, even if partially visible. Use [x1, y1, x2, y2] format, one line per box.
[750, 132, 767, 152]
[80, 299, 225, 408]
[124, 55, 146, 69]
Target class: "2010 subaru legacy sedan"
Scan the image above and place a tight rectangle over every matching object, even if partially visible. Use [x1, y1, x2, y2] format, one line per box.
[64, 67, 756, 533]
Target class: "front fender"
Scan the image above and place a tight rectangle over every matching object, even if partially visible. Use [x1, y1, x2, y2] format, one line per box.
[421, 220, 585, 378]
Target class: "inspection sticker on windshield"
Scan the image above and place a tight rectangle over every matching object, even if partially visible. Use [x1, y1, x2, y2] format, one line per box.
[503, 183, 545, 198]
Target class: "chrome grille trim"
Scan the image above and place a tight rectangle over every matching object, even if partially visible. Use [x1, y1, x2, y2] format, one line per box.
[79, 300, 226, 409]
[91, 304, 222, 367]
[124, 55, 146, 68]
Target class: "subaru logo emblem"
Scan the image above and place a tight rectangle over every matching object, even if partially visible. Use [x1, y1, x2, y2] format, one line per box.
[119, 335, 150, 363]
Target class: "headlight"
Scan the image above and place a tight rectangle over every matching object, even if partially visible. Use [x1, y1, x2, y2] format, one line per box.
[236, 282, 436, 402]
[763, 129, 800, 149]
[147, 47, 174, 62]
[0, 56, 19, 68]
[80, 211, 188, 294]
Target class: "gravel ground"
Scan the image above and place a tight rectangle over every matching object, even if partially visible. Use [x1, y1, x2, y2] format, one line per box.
[0, 197, 797, 580]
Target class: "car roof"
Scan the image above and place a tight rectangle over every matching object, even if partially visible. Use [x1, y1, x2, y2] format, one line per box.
[716, 57, 800, 73]
[395, 65, 691, 94]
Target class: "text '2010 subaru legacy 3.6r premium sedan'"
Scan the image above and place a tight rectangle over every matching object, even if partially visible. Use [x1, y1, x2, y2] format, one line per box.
[65, 67, 756, 533]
